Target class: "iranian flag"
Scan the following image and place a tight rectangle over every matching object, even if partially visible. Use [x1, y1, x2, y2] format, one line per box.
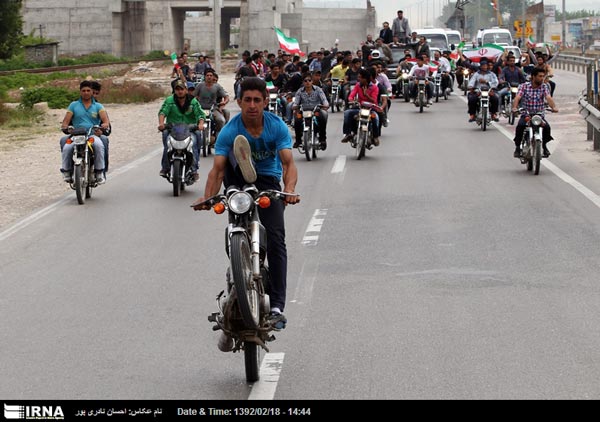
[461, 43, 505, 62]
[449, 41, 465, 61]
[274, 27, 305, 56]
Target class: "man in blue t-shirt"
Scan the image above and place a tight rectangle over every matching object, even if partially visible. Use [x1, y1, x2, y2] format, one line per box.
[59, 80, 109, 184]
[192, 77, 300, 348]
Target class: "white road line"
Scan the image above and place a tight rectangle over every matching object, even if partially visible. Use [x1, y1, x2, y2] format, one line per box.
[248, 352, 285, 400]
[331, 155, 347, 173]
[459, 95, 600, 210]
[0, 147, 162, 242]
[301, 209, 327, 246]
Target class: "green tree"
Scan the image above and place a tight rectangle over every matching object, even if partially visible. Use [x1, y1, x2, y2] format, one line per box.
[556, 9, 598, 20]
[0, 0, 24, 59]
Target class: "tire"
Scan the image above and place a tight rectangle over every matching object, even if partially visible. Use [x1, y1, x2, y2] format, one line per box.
[534, 139, 542, 175]
[202, 126, 209, 157]
[230, 232, 259, 329]
[85, 165, 93, 199]
[419, 94, 423, 113]
[244, 341, 261, 382]
[74, 165, 85, 205]
[508, 111, 515, 125]
[403, 85, 409, 102]
[356, 128, 366, 160]
[482, 108, 487, 132]
[172, 160, 182, 197]
[435, 87, 440, 103]
[312, 134, 318, 160]
[303, 127, 312, 161]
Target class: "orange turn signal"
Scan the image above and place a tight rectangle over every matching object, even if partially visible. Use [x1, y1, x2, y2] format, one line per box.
[370, 112, 377, 119]
[213, 203, 225, 214]
[296, 113, 302, 119]
[525, 116, 531, 122]
[87, 137, 94, 143]
[66, 139, 73, 144]
[257, 196, 271, 209]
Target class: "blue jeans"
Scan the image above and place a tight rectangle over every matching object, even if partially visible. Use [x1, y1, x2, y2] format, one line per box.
[161, 130, 200, 173]
[343, 108, 380, 138]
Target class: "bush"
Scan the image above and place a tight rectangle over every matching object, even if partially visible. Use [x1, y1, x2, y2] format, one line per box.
[20, 87, 78, 109]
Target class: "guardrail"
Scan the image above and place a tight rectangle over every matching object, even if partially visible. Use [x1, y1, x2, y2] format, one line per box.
[553, 54, 597, 74]
[578, 61, 600, 150]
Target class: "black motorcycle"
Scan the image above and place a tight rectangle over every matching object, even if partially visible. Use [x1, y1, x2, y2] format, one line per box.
[163, 123, 199, 196]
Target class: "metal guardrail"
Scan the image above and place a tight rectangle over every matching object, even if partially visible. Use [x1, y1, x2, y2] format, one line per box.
[578, 61, 600, 150]
[554, 54, 598, 74]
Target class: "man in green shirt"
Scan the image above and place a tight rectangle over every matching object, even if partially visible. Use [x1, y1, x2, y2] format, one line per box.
[158, 80, 206, 179]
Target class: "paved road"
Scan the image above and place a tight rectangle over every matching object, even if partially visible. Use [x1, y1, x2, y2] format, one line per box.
[1, 70, 600, 400]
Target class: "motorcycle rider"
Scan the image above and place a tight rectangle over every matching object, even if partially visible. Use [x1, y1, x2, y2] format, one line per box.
[342, 58, 362, 107]
[497, 53, 527, 111]
[59, 80, 108, 184]
[265, 62, 290, 120]
[467, 58, 500, 122]
[340, 68, 381, 147]
[292, 72, 330, 150]
[433, 50, 452, 95]
[512, 67, 558, 158]
[192, 76, 299, 337]
[157, 80, 206, 180]
[407, 55, 433, 105]
[193, 68, 230, 144]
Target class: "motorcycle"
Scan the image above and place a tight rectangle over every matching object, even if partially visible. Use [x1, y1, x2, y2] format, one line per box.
[329, 78, 344, 113]
[296, 105, 322, 161]
[63, 125, 107, 205]
[349, 101, 378, 160]
[502, 82, 520, 125]
[163, 123, 199, 196]
[398, 69, 411, 102]
[433, 73, 443, 103]
[412, 77, 430, 113]
[200, 186, 299, 382]
[459, 67, 470, 96]
[517, 108, 552, 175]
[267, 89, 281, 117]
[200, 104, 216, 157]
[475, 87, 492, 131]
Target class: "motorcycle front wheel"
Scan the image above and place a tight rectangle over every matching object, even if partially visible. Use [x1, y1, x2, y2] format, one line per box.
[85, 165, 93, 199]
[481, 108, 488, 132]
[172, 160, 182, 197]
[231, 232, 260, 329]
[74, 165, 85, 205]
[356, 128, 366, 160]
[244, 341, 261, 382]
[303, 128, 313, 162]
[202, 126, 209, 157]
[534, 138, 542, 175]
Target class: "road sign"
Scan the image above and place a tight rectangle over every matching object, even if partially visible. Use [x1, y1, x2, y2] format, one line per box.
[514, 20, 533, 38]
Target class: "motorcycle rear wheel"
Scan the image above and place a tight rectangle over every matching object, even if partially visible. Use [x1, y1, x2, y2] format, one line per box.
[231, 232, 260, 329]
[74, 165, 85, 205]
[172, 160, 182, 197]
[244, 341, 261, 382]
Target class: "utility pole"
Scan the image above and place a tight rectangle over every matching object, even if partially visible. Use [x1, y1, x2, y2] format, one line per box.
[212, 0, 222, 73]
[562, 0, 566, 48]
[522, 0, 526, 46]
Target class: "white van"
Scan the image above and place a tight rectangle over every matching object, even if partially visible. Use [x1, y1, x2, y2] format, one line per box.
[445, 29, 462, 49]
[478, 27, 513, 47]
[414, 28, 449, 50]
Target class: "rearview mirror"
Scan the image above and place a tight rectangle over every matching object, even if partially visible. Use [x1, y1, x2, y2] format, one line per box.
[451, 44, 456, 51]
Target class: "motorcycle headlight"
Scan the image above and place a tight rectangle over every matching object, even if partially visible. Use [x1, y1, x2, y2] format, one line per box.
[511, 87, 519, 93]
[228, 191, 253, 214]
[481, 91, 489, 97]
[359, 108, 371, 117]
[71, 135, 87, 145]
[302, 111, 313, 118]
[269, 93, 278, 100]
[463, 69, 469, 75]
[169, 136, 192, 150]
[402, 73, 409, 79]
[531, 115, 544, 126]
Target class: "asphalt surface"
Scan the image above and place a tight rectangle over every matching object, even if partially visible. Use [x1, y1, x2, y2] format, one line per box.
[1, 70, 600, 400]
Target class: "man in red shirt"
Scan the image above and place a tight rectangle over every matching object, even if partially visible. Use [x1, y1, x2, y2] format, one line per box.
[340, 68, 381, 146]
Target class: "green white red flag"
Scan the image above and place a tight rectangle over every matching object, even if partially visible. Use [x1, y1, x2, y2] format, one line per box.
[461, 43, 505, 62]
[274, 27, 305, 56]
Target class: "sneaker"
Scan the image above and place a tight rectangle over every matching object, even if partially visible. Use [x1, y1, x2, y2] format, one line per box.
[233, 135, 257, 183]
[492, 114, 499, 122]
[383, 118, 389, 127]
[192, 172, 200, 181]
[217, 331, 234, 352]
[62, 171, 73, 183]
[373, 137, 380, 146]
[513, 148, 521, 158]
[320, 140, 327, 151]
[159, 169, 168, 178]
[95, 173, 106, 185]
[267, 311, 287, 331]
[543, 147, 551, 158]
[340, 134, 352, 143]
[468, 115, 476, 122]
